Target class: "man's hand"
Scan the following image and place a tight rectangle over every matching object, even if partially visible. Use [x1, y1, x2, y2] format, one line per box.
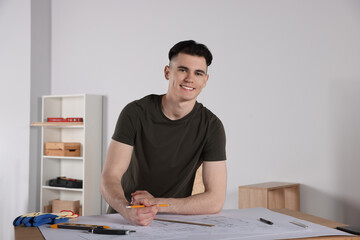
[125, 197, 159, 226]
[131, 190, 156, 205]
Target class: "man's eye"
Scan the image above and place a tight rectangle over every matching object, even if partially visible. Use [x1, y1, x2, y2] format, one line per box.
[196, 72, 204, 76]
[179, 69, 186, 72]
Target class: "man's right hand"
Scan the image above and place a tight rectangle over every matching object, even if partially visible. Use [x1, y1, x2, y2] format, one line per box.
[123, 198, 159, 226]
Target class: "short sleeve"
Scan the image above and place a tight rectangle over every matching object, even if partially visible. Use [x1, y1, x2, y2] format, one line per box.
[112, 102, 138, 146]
[202, 116, 226, 161]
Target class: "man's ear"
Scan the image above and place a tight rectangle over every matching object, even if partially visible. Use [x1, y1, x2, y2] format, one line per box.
[203, 74, 209, 88]
[164, 65, 170, 80]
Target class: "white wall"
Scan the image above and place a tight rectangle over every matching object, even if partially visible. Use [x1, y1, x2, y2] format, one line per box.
[0, 1, 31, 239]
[49, 0, 360, 226]
[0, 1, 50, 239]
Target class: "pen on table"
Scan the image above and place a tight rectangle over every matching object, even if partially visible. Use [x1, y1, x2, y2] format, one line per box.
[126, 204, 169, 208]
[289, 220, 308, 228]
[89, 228, 136, 235]
[259, 218, 274, 225]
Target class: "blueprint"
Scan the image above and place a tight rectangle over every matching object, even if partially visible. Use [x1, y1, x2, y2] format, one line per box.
[39, 207, 353, 240]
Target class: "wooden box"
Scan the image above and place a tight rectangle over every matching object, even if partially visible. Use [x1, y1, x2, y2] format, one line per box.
[45, 142, 81, 157]
[44, 203, 82, 216]
[238, 182, 300, 211]
[52, 199, 81, 215]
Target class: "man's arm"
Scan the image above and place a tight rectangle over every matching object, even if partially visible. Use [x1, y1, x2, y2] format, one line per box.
[131, 160, 227, 215]
[100, 140, 159, 225]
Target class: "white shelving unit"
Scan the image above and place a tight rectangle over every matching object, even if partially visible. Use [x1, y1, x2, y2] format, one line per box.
[33, 94, 102, 216]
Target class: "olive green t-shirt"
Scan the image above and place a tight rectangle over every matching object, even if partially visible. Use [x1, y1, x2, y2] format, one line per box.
[109, 94, 226, 211]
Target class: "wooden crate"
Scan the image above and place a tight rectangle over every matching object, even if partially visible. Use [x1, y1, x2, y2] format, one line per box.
[45, 142, 81, 157]
[44, 203, 82, 216]
[238, 182, 300, 210]
[52, 199, 81, 215]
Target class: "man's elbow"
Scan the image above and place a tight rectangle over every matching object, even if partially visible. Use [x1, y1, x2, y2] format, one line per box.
[206, 195, 225, 214]
[99, 177, 105, 197]
[99, 175, 109, 198]
[211, 200, 225, 214]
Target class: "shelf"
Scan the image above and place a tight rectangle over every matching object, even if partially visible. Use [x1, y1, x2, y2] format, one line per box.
[42, 186, 83, 192]
[39, 94, 103, 216]
[43, 156, 83, 160]
[31, 122, 84, 127]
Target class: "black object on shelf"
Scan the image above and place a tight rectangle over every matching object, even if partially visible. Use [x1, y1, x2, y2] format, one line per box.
[49, 177, 83, 188]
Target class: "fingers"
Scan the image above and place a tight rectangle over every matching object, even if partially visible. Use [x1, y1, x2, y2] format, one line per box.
[127, 190, 158, 225]
[131, 190, 147, 196]
[131, 191, 145, 204]
[131, 190, 154, 205]
[129, 201, 159, 226]
[140, 198, 151, 207]
[131, 190, 150, 200]
[134, 205, 159, 226]
[132, 197, 153, 207]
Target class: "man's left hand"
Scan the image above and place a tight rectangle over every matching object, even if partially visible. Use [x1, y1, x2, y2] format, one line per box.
[131, 190, 156, 205]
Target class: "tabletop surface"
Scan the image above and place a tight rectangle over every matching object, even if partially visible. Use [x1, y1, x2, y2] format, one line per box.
[14, 208, 360, 240]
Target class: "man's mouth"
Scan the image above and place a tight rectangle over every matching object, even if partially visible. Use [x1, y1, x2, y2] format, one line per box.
[180, 85, 195, 90]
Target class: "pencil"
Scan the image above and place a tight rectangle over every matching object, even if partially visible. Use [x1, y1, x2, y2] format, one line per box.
[126, 204, 169, 209]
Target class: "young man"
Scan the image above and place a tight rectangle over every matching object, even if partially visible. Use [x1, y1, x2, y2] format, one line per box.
[100, 40, 227, 226]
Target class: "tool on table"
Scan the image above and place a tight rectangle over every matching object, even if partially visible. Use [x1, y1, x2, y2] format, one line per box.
[289, 220, 308, 228]
[154, 218, 215, 227]
[89, 228, 136, 235]
[259, 218, 274, 225]
[50, 222, 110, 230]
[51, 223, 136, 235]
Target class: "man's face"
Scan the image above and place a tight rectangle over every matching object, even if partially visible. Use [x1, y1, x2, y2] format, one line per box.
[164, 53, 209, 103]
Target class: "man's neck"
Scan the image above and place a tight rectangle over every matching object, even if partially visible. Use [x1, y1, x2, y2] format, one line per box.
[161, 95, 196, 120]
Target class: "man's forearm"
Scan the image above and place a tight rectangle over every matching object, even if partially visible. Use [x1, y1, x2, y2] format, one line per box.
[100, 178, 129, 215]
[101, 141, 159, 226]
[155, 191, 225, 215]
[156, 161, 227, 215]
[100, 140, 133, 216]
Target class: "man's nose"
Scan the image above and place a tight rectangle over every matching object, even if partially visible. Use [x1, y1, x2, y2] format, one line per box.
[184, 72, 195, 82]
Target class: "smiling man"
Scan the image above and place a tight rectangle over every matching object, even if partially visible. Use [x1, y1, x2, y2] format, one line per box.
[100, 40, 227, 226]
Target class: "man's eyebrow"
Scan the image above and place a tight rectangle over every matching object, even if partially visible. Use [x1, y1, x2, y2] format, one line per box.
[195, 69, 206, 74]
[177, 66, 189, 70]
[177, 66, 206, 74]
